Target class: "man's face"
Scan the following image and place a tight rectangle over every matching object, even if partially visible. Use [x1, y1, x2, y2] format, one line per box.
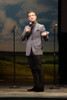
[28, 12, 37, 22]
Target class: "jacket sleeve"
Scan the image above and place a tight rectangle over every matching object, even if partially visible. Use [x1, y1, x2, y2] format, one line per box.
[21, 27, 27, 41]
[41, 25, 49, 41]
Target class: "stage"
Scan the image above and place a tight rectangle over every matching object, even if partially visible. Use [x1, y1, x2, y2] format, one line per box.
[0, 85, 67, 99]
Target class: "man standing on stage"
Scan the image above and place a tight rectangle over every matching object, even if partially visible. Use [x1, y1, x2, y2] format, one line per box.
[21, 11, 49, 92]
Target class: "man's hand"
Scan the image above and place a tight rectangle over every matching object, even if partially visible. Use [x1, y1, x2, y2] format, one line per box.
[41, 31, 49, 37]
[26, 26, 31, 33]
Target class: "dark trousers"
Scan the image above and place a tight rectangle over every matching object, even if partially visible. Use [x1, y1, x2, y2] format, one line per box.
[28, 50, 44, 89]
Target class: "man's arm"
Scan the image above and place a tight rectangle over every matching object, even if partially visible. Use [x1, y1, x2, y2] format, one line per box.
[21, 27, 27, 41]
[21, 26, 31, 41]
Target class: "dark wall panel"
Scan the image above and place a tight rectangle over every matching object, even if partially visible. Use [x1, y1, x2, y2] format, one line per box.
[59, 0, 67, 85]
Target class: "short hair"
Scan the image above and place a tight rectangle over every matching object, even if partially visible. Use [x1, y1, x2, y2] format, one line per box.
[27, 11, 36, 17]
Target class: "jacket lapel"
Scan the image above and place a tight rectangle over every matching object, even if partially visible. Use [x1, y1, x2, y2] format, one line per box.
[33, 23, 39, 33]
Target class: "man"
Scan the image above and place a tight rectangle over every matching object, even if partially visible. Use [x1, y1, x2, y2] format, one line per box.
[21, 11, 49, 92]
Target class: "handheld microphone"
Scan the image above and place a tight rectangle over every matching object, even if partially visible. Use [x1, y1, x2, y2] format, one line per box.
[29, 22, 32, 27]
[27, 22, 32, 37]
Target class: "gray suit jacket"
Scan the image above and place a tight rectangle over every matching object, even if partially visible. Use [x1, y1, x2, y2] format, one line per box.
[21, 22, 48, 56]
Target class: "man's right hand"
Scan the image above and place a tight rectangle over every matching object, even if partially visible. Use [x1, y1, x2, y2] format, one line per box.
[26, 26, 31, 33]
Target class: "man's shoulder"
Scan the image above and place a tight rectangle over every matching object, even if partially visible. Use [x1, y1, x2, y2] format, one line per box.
[37, 23, 44, 27]
[36, 23, 45, 28]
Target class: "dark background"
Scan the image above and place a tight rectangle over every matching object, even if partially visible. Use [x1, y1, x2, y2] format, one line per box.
[58, 0, 67, 85]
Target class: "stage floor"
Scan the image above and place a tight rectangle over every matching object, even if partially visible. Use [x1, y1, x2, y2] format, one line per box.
[0, 85, 67, 98]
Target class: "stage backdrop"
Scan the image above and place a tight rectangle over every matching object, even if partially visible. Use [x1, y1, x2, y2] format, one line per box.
[0, 0, 58, 86]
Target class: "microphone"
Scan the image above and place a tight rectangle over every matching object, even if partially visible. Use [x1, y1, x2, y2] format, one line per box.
[27, 22, 32, 38]
[55, 23, 58, 31]
[29, 22, 32, 27]
[55, 24, 58, 28]
[53, 24, 58, 32]
[28, 22, 33, 33]
[11, 25, 16, 33]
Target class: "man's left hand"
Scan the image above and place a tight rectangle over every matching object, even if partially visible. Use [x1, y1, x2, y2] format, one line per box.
[41, 31, 49, 37]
